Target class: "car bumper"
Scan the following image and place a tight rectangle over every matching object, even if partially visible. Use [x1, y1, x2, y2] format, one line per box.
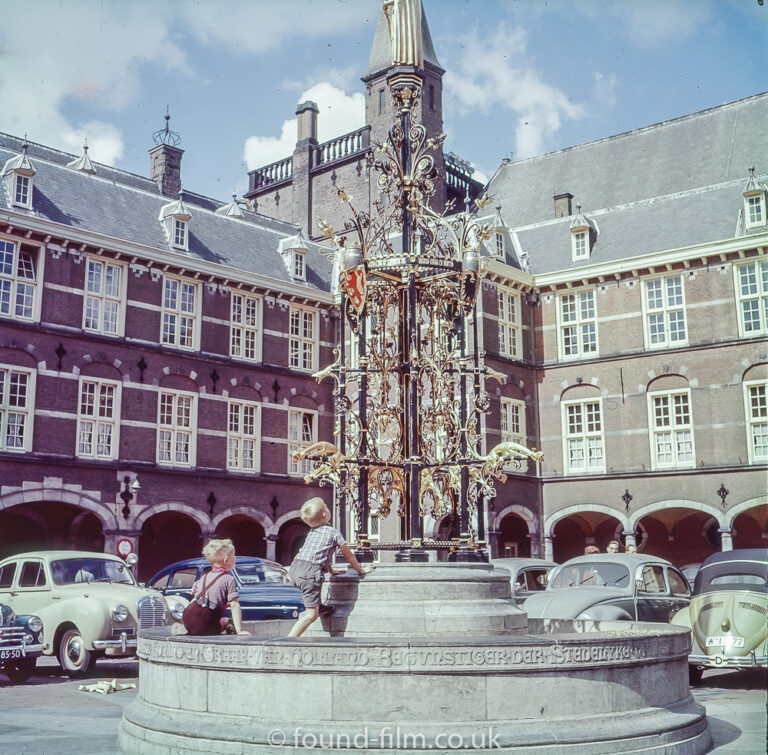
[93, 633, 138, 653]
[690, 651, 767, 670]
[0, 643, 45, 660]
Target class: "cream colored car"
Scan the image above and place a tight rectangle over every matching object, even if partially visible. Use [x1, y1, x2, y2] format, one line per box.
[0, 551, 186, 676]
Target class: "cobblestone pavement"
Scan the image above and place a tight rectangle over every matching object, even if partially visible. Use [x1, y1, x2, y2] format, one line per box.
[0, 658, 764, 754]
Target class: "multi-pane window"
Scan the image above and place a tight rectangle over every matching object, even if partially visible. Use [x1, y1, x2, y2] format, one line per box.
[648, 390, 694, 469]
[745, 195, 765, 227]
[157, 390, 196, 467]
[289, 306, 317, 371]
[293, 252, 305, 280]
[497, 286, 521, 359]
[494, 232, 504, 256]
[559, 290, 597, 359]
[735, 260, 768, 336]
[288, 409, 317, 476]
[77, 379, 119, 459]
[161, 277, 199, 349]
[230, 293, 262, 362]
[0, 240, 37, 320]
[643, 275, 687, 347]
[0, 366, 33, 451]
[563, 400, 605, 474]
[744, 381, 767, 464]
[227, 400, 260, 473]
[14, 175, 30, 207]
[500, 398, 526, 445]
[84, 258, 123, 335]
[173, 219, 187, 249]
[572, 231, 588, 260]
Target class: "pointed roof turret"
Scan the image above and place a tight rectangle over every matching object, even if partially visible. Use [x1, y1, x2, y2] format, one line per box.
[67, 140, 97, 174]
[363, 0, 443, 81]
[215, 194, 245, 219]
[3, 138, 36, 177]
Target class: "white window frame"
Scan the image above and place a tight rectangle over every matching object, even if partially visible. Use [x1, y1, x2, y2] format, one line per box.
[561, 398, 605, 475]
[83, 257, 126, 336]
[161, 275, 200, 351]
[647, 389, 695, 470]
[289, 305, 318, 372]
[494, 232, 504, 257]
[734, 259, 768, 337]
[156, 389, 197, 468]
[642, 274, 687, 349]
[230, 292, 262, 362]
[172, 219, 188, 250]
[743, 380, 767, 465]
[571, 230, 588, 261]
[0, 364, 35, 452]
[227, 399, 261, 473]
[293, 251, 306, 280]
[557, 289, 598, 360]
[745, 193, 766, 229]
[288, 408, 317, 477]
[497, 285, 522, 360]
[500, 397, 526, 446]
[76, 378, 121, 460]
[0, 238, 41, 322]
[13, 174, 31, 209]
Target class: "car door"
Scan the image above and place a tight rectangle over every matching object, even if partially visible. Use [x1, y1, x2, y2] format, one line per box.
[0, 561, 18, 605]
[9, 559, 52, 617]
[163, 567, 199, 601]
[664, 566, 691, 620]
[635, 564, 668, 622]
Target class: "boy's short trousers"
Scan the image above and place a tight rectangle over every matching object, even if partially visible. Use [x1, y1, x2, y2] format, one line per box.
[288, 559, 324, 608]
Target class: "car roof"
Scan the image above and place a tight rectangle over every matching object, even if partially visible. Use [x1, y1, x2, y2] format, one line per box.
[491, 558, 557, 569]
[699, 548, 768, 569]
[149, 555, 283, 576]
[0, 550, 125, 562]
[558, 553, 673, 567]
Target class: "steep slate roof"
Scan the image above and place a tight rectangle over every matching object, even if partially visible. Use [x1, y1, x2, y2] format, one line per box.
[486, 93, 768, 276]
[364, 1, 443, 80]
[0, 133, 333, 293]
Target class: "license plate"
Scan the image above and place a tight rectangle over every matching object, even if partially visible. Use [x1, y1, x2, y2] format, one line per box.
[0, 648, 22, 661]
[705, 636, 745, 648]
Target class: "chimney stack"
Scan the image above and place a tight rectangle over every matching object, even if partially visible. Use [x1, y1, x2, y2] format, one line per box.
[149, 143, 184, 197]
[296, 101, 319, 146]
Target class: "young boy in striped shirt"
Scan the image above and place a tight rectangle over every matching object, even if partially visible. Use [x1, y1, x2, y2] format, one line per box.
[287, 497, 370, 637]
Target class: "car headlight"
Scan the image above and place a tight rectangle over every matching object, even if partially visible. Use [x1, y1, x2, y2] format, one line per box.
[112, 604, 129, 622]
[577, 612, 595, 621]
[24, 633, 35, 644]
[171, 603, 185, 621]
[27, 616, 43, 633]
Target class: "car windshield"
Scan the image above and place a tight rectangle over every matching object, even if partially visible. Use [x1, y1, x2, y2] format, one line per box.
[549, 562, 630, 589]
[696, 561, 768, 594]
[234, 562, 290, 585]
[51, 558, 136, 585]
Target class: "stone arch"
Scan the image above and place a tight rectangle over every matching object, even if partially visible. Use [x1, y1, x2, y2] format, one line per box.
[646, 373, 690, 393]
[741, 362, 767, 382]
[225, 376, 264, 395]
[132, 501, 209, 531]
[0, 342, 40, 368]
[558, 382, 602, 404]
[544, 504, 629, 538]
[725, 495, 768, 529]
[213, 505, 273, 535]
[274, 509, 303, 532]
[0, 483, 117, 530]
[150, 365, 202, 389]
[493, 504, 538, 535]
[72, 353, 125, 381]
[629, 500, 724, 531]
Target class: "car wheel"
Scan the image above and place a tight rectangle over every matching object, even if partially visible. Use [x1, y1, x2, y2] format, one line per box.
[4, 657, 36, 683]
[688, 665, 704, 685]
[58, 628, 95, 677]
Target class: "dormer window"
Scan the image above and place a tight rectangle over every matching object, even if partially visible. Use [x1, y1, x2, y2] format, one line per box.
[495, 232, 505, 256]
[159, 191, 192, 252]
[743, 167, 767, 230]
[570, 205, 595, 262]
[2, 141, 36, 211]
[491, 206, 507, 258]
[293, 251, 305, 280]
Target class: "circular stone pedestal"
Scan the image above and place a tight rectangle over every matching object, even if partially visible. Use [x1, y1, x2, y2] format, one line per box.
[119, 564, 711, 754]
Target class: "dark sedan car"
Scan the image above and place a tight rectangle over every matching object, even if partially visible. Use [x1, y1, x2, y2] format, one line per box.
[524, 554, 691, 623]
[147, 557, 304, 621]
[1, 602, 44, 682]
[490, 558, 557, 606]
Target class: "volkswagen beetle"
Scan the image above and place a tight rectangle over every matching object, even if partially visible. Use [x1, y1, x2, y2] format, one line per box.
[524, 553, 691, 622]
[490, 558, 557, 606]
[0, 602, 44, 682]
[671, 548, 767, 684]
[0, 551, 187, 677]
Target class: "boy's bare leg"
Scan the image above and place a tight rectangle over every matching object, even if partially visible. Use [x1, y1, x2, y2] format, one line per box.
[288, 605, 320, 637]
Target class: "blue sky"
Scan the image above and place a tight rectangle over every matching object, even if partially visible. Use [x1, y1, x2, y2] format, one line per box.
[2, 0, 766, 202]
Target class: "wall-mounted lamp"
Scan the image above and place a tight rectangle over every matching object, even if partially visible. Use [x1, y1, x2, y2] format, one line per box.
[207, 492, 217, 518]
[270, 496, 279, 519]
[120, 476, 140, 520]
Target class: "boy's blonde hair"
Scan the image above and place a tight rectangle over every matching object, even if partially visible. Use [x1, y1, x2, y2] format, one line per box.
[300, 497, 329, 526]
[203, 538, 234, 563]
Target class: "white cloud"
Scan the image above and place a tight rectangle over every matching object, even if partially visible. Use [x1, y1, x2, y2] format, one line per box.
[62, 122, 125, 166]
[607, 0, 713, 47]
[244, 83, 364, 170]
[445, 25, 583, 159]
[593, 73, 617, 110]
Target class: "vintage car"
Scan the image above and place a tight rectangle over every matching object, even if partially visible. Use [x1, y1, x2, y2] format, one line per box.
[147, 556, 304, 621]
[524, 554, 691, 622]
[0, 602, 44, 683]
[0, 551, 186, 676]
[671, 548, 768, 684]
[490, 558, 557, 606]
